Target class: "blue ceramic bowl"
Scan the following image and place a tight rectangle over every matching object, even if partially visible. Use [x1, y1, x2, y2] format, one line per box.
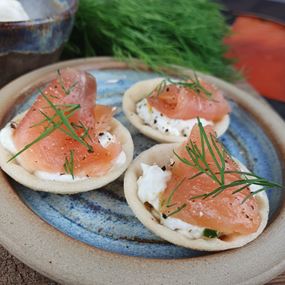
[0, 0, 78, 87]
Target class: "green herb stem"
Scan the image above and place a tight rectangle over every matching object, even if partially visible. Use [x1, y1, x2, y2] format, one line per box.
[171, 117, 283, 202]
[63, 150, 75, 179]
[166, 203, 187, 218]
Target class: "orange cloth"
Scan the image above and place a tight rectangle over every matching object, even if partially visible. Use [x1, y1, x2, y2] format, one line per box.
[225, 16, 285, 102]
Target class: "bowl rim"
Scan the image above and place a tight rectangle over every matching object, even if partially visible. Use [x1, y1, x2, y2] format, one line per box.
[0, 0, 78, 27]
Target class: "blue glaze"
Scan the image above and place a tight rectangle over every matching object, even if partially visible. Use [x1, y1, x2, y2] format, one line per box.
[11, 69, 283, 259]
[0, 0, 77, 54]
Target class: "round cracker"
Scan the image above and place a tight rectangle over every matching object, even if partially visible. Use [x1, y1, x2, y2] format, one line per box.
[124, 143, 269, 251]
[123, 78, 230, 143]
[0, 113, 134, 194]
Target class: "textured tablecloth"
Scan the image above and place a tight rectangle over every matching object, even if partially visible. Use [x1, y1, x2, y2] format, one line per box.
[0, 81, 284, 285]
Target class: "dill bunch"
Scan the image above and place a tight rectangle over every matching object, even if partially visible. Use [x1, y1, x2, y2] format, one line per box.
[64, 0, 238, 80]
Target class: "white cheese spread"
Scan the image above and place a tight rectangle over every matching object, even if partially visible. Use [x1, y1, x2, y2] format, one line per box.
[137, 163, 204, 239]
[161, 215, 205, 239]
[137, 163, 171, 211]
[98, 131, 115, 148]
[0, 122, 17, 154]
[136, 98, 212, 137]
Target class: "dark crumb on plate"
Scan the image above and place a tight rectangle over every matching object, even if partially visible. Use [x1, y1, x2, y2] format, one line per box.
[10, 122, 17, 129]
[161, 165, 166, 171]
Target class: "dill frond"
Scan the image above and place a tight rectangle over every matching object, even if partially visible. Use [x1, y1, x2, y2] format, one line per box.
[64, 0, 239, 81]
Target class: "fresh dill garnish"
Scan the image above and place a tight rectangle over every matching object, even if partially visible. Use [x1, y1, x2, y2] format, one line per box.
[165, 203, 187, 218]
[8, 102, 80, 162]
[63, 0, 238, 81]
[167, 74, 212, 98]
[173, 118, 283, 202]
[8, 88, 94, 162]
[166, 178, 186, 208]
[203, 229, 218, 238]
[148, 74, 212, 100]
[71, 121, 93, 142]
[145, 79, 167, 98]
[57, 70, 78, 95]
[155, 80, 167, 96]
[64, 150, 75, 179]
[39, 92, 94, 153]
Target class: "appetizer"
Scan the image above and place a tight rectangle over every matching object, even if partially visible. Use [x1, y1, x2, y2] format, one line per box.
[0, 68, 134, 194]
[123, 76, 230, 143]
[124, 120, 281, 251]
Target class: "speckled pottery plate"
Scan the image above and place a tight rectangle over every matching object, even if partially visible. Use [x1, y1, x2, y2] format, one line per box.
[0, 57, 284, 285]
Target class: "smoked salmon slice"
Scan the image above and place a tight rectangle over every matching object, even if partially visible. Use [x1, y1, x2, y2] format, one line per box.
[160, 125, 261, 235]
[13, 68, 122, 177]
[147, 78, 230, 121]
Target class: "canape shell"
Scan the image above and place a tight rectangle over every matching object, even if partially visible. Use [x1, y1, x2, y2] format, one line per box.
[124, 143, 269, 251]
[0, 112, 134, 194]
[123, 78, 230, 143]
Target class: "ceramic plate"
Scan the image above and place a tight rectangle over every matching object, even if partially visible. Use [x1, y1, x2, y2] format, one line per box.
[0, 57, 284, 285]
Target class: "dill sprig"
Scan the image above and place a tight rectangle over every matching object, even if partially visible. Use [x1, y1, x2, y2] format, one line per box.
[8, 102, 80, 162]
[166, 203, 187, 218]
[166, 178, 186, 208]
[8, 87, 94, 162]
[63, 0, 239, 81]
[40, 92, 93, 153]
[203, 229, 219, 238]
[173, 118, 283, 202]
[149, 74, 212, 100]
[167, 74, 212, 98]
[64, 150, 75, 179]
[57, 70, 78, 96]
[71, 121, 93, 142]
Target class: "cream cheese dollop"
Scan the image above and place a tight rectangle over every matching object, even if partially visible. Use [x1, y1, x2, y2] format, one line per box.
[137, 163, 171, 211]
[136, 98, 213, 137]
[0, 122, 17, 154]
[161, 216, 205, 239]
[137, 163, 205, 239]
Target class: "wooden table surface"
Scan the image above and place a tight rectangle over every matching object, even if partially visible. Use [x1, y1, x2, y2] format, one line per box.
[0, 81, 284, 285]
